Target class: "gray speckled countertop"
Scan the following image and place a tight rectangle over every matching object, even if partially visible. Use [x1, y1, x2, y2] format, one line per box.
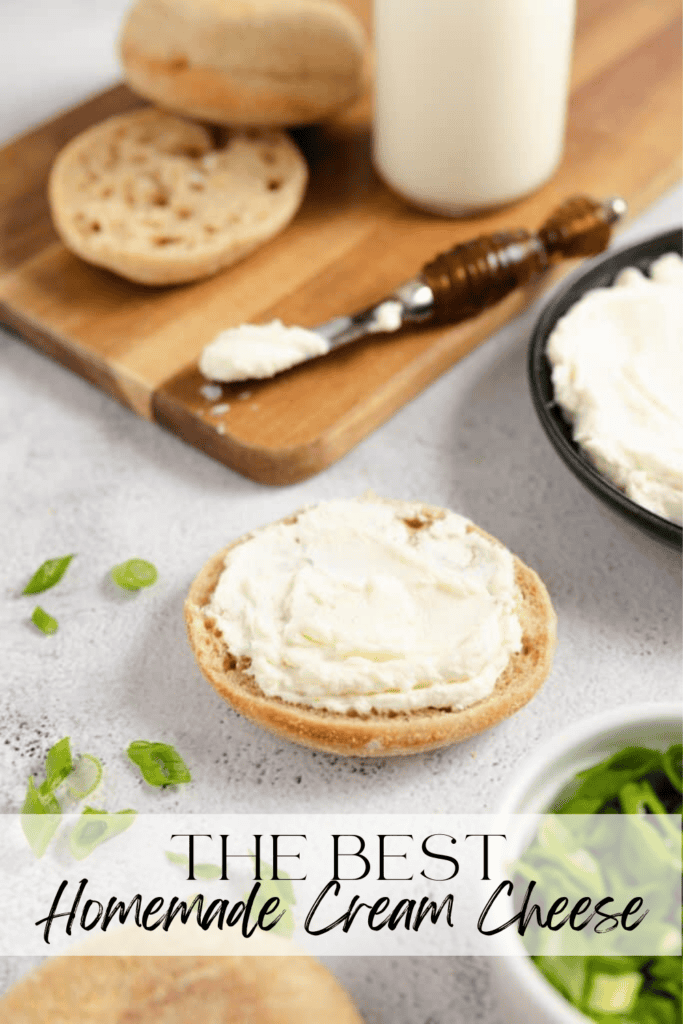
[1, 2, 681, 1019]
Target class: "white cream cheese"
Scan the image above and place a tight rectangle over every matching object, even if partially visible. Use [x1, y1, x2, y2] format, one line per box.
[368, 300, 403, 333]
[547, 252, 683, 525]
[199, 320, 329, 382]
[205, 496, 523, 715]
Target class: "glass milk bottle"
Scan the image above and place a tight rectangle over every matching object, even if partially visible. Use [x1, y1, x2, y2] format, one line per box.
[373, 0, 576, 216]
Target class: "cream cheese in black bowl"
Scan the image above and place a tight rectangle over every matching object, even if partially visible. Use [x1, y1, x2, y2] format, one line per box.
[528, 228, 682, 547]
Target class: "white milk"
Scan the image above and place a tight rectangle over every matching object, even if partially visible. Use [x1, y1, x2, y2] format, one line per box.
[373, 0, 576, 216]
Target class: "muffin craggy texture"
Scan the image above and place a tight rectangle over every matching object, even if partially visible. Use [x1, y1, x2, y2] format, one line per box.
[185, 496, 557, 756]
[48, 108, 308, 285]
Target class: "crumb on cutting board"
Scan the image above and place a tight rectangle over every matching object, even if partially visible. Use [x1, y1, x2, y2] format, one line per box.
[200, 383, 222, 402]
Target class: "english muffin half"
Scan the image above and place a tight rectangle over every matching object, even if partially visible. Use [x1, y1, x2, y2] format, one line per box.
[119, 0, 368, 126]
[0, 948, 362, 1024]
[185, 496, 557, 756]
[48, 108, 308, 285]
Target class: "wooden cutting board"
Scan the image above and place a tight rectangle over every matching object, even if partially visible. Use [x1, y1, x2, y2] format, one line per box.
[0, 0, 680, 484]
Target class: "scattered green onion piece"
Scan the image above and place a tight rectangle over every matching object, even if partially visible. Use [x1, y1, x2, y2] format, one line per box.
[248, 880, 295, 938]
[192, 864, 223, 881]
[68, 807, 136, 860]
[22, 776, 60, 817]
[110, 558, 158, 591]
[22, 554, 74, 595]
[41, 737, 73, 794]
[164, 851, 222, 879]
[165, 850, 188, 867]
[66, 754, 103, 800]
[21, 777, 61, 858]
[126, 741, 191, 786]
[243, 853, 296, 938]
[31, 606, 58, 635]
[249, 852, 297, 906]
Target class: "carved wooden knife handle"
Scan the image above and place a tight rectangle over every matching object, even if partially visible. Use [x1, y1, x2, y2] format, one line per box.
[422, 195, 626, 324]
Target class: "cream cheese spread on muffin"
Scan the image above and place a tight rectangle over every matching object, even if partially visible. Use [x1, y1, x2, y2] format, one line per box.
[547, 252, 683, 524]
[204, 496, 523, 714]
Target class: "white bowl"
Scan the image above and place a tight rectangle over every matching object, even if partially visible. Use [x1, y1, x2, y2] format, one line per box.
[488, 703, 682, 1024]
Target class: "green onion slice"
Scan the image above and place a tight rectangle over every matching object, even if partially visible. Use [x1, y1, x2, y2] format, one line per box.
[31, 606, 58, 635]
[21, 778, 61, 858]
[661, 744, 682, 793]
[110, 558, 158, 591]
[249, 852, 297, 906]
[127, 741, 191, 786]
[23, 555, 74, 594]
[243, 854, 296, 938]
[165, 850, 188, 867]
[42, 737, 73, 793]
[66, 754, 103, 800]
[68, 807, 136, 860]
[164, 851, 222, 879]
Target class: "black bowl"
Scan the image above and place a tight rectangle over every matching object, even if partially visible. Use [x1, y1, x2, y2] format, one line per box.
[528, 228, 683, 547]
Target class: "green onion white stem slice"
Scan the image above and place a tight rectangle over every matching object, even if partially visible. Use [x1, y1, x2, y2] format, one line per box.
[66, 754, 103, 800]
[110, 559, 158, 591]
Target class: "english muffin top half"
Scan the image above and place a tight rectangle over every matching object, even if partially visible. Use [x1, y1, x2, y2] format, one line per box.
[119, 0, 368, 126]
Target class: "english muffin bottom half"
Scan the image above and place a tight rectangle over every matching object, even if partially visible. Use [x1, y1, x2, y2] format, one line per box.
[185, 497, 557, 756]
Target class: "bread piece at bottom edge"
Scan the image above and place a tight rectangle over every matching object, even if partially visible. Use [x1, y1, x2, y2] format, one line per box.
[0, 950, 363, 1024]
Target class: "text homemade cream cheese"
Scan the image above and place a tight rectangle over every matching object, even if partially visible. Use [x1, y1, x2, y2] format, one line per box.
[547, 253, 683, 525]
[204, 497, 523, 715]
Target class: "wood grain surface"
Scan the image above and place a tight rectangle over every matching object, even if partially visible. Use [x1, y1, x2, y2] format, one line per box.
[0, 0, 681, 483]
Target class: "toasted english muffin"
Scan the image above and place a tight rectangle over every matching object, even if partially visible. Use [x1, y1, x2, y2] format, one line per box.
[0, 955, 362, 1024]
[48, 108, 308, 286]
[119, 0, 368, 126]
[184, 497, 557, 756]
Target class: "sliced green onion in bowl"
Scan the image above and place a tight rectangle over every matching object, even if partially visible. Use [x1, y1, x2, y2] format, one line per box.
[524, 743, 683, 1024]
[661, 744, 682, 794]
